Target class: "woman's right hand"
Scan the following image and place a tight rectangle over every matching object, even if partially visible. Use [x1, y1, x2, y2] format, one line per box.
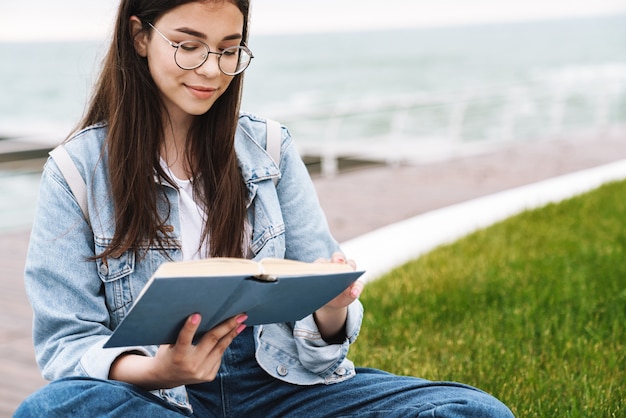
[109, 313, 247, 390]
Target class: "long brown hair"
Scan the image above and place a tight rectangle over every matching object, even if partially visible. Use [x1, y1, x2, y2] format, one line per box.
[79, 0, 250, 260]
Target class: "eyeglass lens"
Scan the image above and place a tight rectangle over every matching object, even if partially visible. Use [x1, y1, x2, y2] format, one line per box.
[175, 41, 252, 75]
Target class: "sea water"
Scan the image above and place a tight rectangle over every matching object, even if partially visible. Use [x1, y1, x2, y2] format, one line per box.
[1, 14, 625, 230]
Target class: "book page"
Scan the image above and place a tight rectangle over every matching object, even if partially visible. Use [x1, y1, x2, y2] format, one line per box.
[258, 258, 355, 276]
[155, 258, 262, 278]
[153, 257, 354, 278]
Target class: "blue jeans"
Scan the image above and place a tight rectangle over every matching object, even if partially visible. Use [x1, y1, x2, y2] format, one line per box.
[15, 329, 513, 417]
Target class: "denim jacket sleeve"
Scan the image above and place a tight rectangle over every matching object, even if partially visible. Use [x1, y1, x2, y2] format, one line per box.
[237, 113, 364, 385]
[24, 157, 147, 381]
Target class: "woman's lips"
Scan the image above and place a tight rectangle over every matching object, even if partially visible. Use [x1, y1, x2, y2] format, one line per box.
[186, 85, 216, 100]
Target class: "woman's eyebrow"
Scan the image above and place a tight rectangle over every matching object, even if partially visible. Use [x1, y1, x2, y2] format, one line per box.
[174, 27, 242, 41]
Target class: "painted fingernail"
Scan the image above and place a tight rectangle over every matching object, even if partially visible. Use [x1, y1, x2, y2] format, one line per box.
[236, 324, 247, 334]
[351, 287, 362, 298]
[190, 314, 201, 325]
[236, 314, 248, 324]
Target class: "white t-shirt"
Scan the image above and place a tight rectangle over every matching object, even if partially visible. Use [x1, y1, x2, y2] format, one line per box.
[161, 161, 207, 260]
[161, 160, 252, 260]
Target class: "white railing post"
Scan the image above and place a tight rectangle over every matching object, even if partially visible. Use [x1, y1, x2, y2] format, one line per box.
[548, 86, 565, 137]
[321, 116, 341, 178]
[448, 92, 468, 142]
[388, 108, 410, 167]
[594, 85, 611, 133]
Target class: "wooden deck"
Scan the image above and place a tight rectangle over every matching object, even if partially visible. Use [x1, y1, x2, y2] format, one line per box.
[0, 228, 46, 417]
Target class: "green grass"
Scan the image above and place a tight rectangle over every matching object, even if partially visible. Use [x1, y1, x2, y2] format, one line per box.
[350, 179, 626, 417]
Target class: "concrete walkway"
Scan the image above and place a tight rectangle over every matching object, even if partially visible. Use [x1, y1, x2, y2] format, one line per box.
[1, 128, 625, 415]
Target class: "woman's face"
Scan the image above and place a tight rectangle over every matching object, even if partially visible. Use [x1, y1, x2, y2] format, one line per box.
[133, 1, 244, 127]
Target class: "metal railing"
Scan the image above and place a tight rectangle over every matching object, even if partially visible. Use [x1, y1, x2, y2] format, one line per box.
[269, 66, 626, 177]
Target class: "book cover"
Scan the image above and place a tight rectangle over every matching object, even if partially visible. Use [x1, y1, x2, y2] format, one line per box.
[104, 258, 364, 348]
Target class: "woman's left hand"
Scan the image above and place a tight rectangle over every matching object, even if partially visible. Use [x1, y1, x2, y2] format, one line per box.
[313, 252, 364, 340]
[316, 252, 362, 308]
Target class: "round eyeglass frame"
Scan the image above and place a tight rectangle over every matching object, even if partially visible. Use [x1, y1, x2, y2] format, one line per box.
[148, 22, 253, 76]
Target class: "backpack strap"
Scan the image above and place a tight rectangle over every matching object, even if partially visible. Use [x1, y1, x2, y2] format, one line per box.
[49, 118, 283, 224]
[49, 145, 90, 225]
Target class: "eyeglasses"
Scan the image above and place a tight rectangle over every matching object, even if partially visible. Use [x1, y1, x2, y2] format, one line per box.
[148, 23, 253, 76]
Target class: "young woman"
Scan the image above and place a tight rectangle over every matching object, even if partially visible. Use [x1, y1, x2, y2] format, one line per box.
[16, 1, 513, 416]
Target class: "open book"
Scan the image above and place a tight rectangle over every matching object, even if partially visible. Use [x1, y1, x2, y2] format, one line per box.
[104, 258, 364, 348]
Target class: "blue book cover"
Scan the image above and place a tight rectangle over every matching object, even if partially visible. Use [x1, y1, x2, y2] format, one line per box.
[104, 258, 364, 348]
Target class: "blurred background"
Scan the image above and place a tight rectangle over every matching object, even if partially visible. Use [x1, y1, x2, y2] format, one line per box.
[1, 0, 626, 228]
[1, 3, 626, 414]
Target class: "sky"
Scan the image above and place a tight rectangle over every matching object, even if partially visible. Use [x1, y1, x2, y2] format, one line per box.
[1, 0, 626, 42]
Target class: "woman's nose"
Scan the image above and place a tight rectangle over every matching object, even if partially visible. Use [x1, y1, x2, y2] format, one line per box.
[196, 52, 222, 77]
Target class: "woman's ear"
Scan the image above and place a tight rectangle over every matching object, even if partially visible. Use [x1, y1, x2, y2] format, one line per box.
[130, 16, 148, 57]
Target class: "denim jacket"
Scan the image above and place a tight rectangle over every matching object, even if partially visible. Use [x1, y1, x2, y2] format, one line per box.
[24, 112, 363, 411]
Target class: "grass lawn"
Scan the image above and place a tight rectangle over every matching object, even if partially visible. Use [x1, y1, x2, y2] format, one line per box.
[350, 179, 626, 417]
